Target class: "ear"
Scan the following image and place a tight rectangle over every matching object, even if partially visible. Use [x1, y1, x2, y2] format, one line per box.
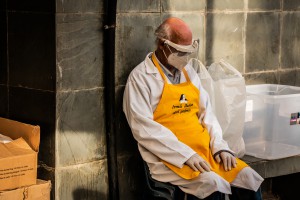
[159, 44, 164, 50]
[157, 39, 165, 50]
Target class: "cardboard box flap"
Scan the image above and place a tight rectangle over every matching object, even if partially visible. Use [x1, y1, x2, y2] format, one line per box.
[0, 118, 40, 152]
[0, 179, 51, 200]
[0, 138, 35, 158]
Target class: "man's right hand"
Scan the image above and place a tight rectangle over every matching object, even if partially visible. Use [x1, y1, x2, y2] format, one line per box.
[185, 153, 211, 173]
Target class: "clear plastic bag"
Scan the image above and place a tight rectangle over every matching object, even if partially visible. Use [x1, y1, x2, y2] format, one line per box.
[192, 59, 246, 157]
[208, 60, 246, 157]
[189, 59, 215, 108]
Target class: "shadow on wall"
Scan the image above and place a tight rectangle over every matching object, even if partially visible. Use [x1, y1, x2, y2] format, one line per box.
[73, 188, 107, 200]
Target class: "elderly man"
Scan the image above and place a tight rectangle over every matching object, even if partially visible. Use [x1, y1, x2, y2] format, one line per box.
[123, 17, 263, 200]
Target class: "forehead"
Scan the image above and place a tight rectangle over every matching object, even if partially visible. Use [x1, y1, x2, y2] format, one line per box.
[169, 24, 192, 45]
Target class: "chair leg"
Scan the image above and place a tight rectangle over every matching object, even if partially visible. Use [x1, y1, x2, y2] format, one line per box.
[142, 159, 179, 200]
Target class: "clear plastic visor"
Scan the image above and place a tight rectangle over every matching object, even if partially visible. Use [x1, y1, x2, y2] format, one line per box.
[163, 39, 199, 53]
[162, 38, 200, 62]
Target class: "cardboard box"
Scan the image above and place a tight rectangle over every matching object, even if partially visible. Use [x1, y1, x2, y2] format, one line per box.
[0, 179, 51, 200]
[0, 117, 40, 191]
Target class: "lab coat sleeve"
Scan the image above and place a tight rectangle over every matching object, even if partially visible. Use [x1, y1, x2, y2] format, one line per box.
[198, 79, 233, 156]
[123, 76, 196, 168]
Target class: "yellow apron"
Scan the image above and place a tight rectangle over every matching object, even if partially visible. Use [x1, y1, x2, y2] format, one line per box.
[152, 54, 248, 182]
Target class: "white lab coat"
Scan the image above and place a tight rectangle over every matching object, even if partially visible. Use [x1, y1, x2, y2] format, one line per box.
[123, 53, 263, 198]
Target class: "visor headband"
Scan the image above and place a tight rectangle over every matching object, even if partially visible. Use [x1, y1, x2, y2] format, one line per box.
[161, 38, 199, 53]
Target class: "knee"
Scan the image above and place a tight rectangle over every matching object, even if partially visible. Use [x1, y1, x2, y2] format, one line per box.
[239, 167, 255, 178]
[236, 167, 263, 191]
[240, 167, 261, 181]
[200, 171, 226, 188]
[180, 172, 230, 199]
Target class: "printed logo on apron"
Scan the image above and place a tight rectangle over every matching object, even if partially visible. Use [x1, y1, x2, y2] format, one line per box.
[172, 94, 194, 115]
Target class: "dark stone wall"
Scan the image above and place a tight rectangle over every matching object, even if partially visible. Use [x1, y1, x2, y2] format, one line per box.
[0, 0, 108, 199]
[0, 1, 8, 116]
[0, 0, 56, 198]
[55, 0, 108, 199]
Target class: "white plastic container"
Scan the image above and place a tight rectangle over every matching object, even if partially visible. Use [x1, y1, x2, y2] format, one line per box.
[243, 84, 300, 160]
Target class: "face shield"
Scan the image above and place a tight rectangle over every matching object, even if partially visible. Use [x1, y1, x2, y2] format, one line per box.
[162, 39, 200, 71]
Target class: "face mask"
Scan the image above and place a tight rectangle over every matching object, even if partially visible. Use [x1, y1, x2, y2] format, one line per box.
[166, 52, 190, 71]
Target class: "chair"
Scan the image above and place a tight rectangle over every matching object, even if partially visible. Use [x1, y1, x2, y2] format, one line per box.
[141, 157, 226, 200]
[142, 160, 186, 200]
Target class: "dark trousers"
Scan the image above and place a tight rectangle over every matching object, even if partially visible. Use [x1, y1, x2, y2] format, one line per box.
[187, 187, 262, 200]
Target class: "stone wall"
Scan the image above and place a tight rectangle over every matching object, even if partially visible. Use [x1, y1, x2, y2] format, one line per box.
[55, 0, 108, 199]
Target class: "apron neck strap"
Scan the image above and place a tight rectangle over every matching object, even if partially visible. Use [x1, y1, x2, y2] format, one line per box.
[182, 68, 191, 83]
[151, 53, 190, 83]
[151, 53, 168, 82]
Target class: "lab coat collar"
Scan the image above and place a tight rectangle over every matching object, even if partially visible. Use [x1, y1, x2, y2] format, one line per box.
[145, 52, 159, 74]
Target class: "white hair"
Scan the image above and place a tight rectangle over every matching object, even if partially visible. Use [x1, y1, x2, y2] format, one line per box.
[154, 22, 172, 44]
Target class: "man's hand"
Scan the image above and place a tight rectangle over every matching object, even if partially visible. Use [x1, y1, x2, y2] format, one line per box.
[185, 154, 211, 173]
[215, 152, 237, 171]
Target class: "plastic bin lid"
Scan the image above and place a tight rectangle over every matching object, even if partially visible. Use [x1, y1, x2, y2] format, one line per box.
[245, 141, 300, 160]
[246, 84, 300, 97]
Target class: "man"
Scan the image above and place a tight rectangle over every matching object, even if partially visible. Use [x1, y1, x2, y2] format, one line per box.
[123, 17, 263, 199]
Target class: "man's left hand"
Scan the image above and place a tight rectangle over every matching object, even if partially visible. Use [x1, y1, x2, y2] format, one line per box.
[215, 152, 237, 171]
